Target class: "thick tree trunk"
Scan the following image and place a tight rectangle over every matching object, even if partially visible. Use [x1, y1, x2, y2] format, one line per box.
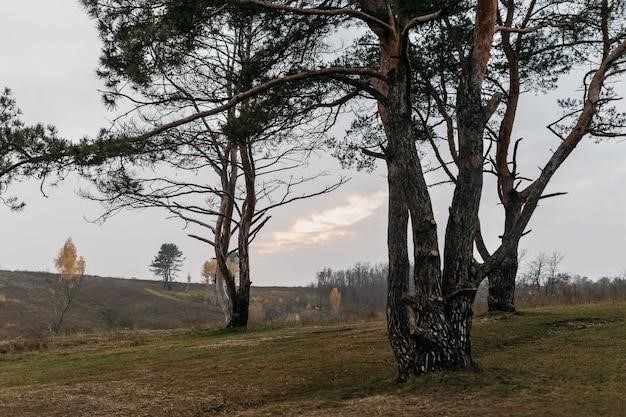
[385, 134, 415, 381]
[439, 0, 497, 358]
[214, 143, 240, 328]
[228, 287, 251, 328]
[438, 75, 484, 359]
[226, 143, 256, 329]
[386, 141, 473, 378]
[487, 251, 518, 312]
[362, 0, 497, 380]
[380, 31, 473, 381]
[487, 200, 521, 312]
[446, 291, 477, 360]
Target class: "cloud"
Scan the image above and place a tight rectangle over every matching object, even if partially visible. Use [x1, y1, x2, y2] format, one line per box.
[257, 191, 386, 254]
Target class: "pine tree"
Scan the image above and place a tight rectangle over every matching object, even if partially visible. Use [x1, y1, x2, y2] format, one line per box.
[149, 243, 184, 290]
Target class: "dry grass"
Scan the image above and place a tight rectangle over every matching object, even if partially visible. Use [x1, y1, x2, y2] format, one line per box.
[1, 303, 625, 416]
[0, 271, 323, 339]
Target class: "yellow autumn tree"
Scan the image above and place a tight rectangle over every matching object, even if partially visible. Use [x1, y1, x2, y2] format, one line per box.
[202, 258, 239, 323]
[201, 258, 239, 285]
[201, 259, 217, 285]
[329, 287, 342, 316]
[49, 237, 87, 334]
[54, 238, 86, 280]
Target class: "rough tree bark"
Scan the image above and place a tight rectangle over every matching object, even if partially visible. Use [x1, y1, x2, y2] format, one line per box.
[485, 0, 522, 312]
[229, 142, 256, 328]
[363, 0, 498, 380]
[484, 1, 626, 309]
[487, 254, 518, 312]
[440, 0, 498, 363]
[487, 202, 520, 312]
[214, 143, 239, 326]
[480, 33, 626, 289]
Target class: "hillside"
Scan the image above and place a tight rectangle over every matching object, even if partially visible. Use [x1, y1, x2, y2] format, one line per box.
[0, 303, 625, 416]
[0, 271, 322, 339]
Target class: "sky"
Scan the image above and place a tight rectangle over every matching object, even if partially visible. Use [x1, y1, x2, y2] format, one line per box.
[0, 1, 624, 286]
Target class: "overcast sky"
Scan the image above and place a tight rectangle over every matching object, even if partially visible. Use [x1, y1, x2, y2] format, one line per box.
[0, 1, 624, 286]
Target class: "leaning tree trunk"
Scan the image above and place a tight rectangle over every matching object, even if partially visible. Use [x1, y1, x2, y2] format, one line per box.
[439, 73, 487, 363]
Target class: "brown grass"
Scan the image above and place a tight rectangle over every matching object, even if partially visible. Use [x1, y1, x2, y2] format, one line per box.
[1, 303, 625, 416]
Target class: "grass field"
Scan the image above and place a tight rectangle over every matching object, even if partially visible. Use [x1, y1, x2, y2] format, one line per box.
[1, 303, 625, 416]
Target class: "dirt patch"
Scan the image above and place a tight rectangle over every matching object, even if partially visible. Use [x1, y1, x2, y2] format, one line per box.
[548, 317, 612, 332]
[310, 327, 354, 335]
[190, 334, 293, 350]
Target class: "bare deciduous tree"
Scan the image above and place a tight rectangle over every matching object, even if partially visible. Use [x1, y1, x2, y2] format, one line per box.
[520, 251, 566, 296]
[522, 252, 548, 293]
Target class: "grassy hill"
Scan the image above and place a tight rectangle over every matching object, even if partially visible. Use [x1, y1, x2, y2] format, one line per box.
[1, 303, 625, 416]
[0, 270, 323, 339]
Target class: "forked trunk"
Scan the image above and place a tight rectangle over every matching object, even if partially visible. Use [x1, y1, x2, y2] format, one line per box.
[365, 0, 497, 380]
[382, 39, 474, 381]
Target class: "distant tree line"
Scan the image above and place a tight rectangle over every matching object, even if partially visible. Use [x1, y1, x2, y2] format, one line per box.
[516, 274, 626, 307]
[312, 263, 388, 314]
[514, 251, 626, 307]
[318, 258, 626, 314]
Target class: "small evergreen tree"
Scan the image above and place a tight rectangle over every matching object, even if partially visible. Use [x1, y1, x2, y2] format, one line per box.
[149, 243, 184, 290]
